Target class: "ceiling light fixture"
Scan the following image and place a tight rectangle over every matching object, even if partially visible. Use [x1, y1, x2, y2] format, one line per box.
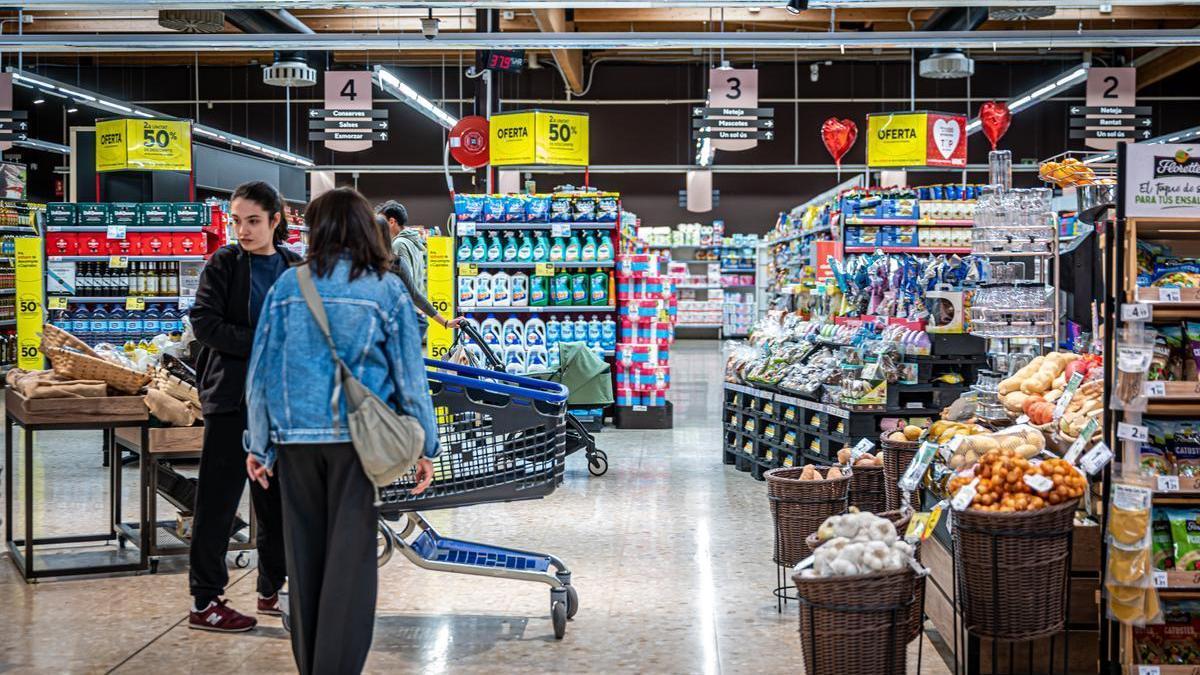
[32, 98, 43, 104]
[786, 0, 808, 14]
[965, 63, 1088, 135]
[373, 65, 458, 130]
[66, 107, 77, 113]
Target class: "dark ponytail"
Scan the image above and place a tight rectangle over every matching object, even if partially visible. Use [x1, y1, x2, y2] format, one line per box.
[231, 181, 287, 244]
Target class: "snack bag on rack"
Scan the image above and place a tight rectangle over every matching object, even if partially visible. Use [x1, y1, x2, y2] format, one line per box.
[1106, 484, 1163, 626]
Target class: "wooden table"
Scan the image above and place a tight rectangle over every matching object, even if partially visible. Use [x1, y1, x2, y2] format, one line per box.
[4, 389, 150, 581]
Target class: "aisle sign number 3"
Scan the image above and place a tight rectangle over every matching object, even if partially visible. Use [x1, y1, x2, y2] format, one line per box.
[708, 68, 758, 151]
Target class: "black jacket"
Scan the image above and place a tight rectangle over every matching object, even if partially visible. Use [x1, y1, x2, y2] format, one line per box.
[191, 243, 301, 414]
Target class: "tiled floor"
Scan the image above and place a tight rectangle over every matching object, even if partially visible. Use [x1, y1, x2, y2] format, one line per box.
[0, 340, 952, 674]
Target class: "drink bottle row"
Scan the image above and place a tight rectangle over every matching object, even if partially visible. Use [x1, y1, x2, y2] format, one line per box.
[49, 305, 186, 346]
[70, 261, 181, 298]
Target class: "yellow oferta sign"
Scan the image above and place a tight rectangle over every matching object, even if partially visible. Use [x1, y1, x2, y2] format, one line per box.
[866, 112, 927, 168]
[489, 110, 589, 166]
[14, 237, 44, 370]
[97, 118, 193, 172]
[425, 236, 454, 360]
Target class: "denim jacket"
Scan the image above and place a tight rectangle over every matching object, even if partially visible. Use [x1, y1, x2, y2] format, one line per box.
[244, 259, 440, 469]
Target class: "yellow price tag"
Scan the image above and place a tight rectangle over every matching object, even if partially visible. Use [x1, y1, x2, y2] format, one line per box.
[108, 255, 129, 268]
[126, 297, 145, 310]
[48, 297, 68, 310]
[457, 263, 478, 277]
[535, 262, 555, 276]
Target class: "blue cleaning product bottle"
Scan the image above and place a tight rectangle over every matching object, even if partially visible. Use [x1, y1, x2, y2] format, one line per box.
[510, 271, 529, 307]
[525, 317, 546, 348]
[517, 233, 533, 262]
[530, 275, 549, 307]
[532, 233, 549, 262]
[587, 315, 602, 346]
[546, 315, 561, 347]
[558, 314, 574, 342]
[504, 345, 527, 375]
[571, 270, 589, 305]
[486, 234, 502, 262]
[471, 235, 487, 262]
[502, 232, 519, 262]
[601, 316, 617, 351]
[89, 305, 108, 345]
[143, 305, 162, 336]
[526, 346, 549, 372]
[480, 314, 502, 349]
[565, 234, 582, 262]
[548, 344, 561, 370]
[582, 231, 598, 262]
[552, 271, 572, 306]
[597, 234, 614, 262]
[502, 317, 525, 348]
[573, 314, 588, 344]
[549, 237, 565, 262]
[457, 235, 473, 261]
[589, 271, 609, 306]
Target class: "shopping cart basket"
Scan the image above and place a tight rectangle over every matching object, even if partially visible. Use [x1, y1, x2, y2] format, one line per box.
[451, 321, 609, 476]
[372, 358, 579, 639]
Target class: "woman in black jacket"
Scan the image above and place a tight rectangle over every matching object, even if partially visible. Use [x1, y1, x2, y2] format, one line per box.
[187, 181, 300, 632]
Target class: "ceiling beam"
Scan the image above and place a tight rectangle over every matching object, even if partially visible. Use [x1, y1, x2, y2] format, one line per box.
[531, 8, 584, 94]
[1137, 45, 1200, 87]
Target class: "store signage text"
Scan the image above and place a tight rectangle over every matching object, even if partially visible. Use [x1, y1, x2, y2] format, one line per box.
[96, 118, 192, 172]
[1125, 143, 1200, 218]
[865, 111, 966, 168]
[488, 110, 589, 166]
[312, 71, 382, 153]
[14, 237, 43, 370]
[425, 236, 454, 359]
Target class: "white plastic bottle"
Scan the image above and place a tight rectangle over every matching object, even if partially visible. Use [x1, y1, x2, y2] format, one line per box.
[525, 317, 547, 348]
[559, 314, 574, 342]
[546, 315, 561, 347]
[480, 314, 503, 350]
[458, 275, 476, 308]
[502, 317, 526, 348]
[510, 271, 529, 307]
[601, 316, 617, 351]
[475, 271, 494, 307]
[574, 314, 588, 343]
[504, 345, 527, 375]
[581, 231, 597, 262]
[526, 345, 549, 372]
[486, 233, 502, 262]
[587, 314, 602, 347]
[492, 270, 511, 307]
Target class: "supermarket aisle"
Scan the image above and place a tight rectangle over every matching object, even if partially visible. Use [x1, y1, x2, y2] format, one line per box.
[0, 340, 949, 674]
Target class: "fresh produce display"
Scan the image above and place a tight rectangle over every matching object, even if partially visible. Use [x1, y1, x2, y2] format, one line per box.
[945, 425, 1046, 470]
[1038, 157, 1112, 188]
[837, 446, 883, 466]
[796, 508, 917, 578]
[947, 451, 1086, 511]
[798, 464, 845, 481]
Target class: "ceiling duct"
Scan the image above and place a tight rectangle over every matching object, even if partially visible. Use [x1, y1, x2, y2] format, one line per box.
[262, 50, 317, 87]
[918, 7, 986, 80]
[224, 9, 316, 88]
[157, 10, 224, 33]
[988, 6, 1056, 21]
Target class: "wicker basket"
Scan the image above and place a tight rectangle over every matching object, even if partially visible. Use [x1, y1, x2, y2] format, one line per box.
[766, 467, 850, 567]
[792, 567, 922, 675]
[881, 443, 920, 512]
[952, 498, 1079, 641]
[44, 346, 151, 394]
[848, 464, 888, 514]
[40, 323, 98, 357]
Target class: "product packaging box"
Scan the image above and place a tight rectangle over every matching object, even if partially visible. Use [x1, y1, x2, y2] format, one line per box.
[139, 203, 173, 227]
[77, 232, 108, 255]
[141, 232, 174, 256]
[109, 203, 141, 227]
[76, 203, 112, 226]
[172, 203, 207, 227]
[44, 232, 77, 256]
[110, 237, 137, 256]
[925, 289, 965, 334]
[175, 231, 203, 255]
[45, 203, 77, 227]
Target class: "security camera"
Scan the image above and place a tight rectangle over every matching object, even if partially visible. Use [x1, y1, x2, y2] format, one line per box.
[421, 16, 439, 40]
[810, 63, 820, 82]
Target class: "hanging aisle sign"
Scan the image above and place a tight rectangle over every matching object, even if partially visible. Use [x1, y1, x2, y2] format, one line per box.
[425, 236, 455, 359]
[96, 118, 192, 172]
[866, 111, 966, 168]
[706, 68, 759, 151]
[488, 110, 589, 166]
[1072, 68, 1149, 150]
[1124, 142, 1200, 218]
[14, 237, 44, 370]
[310, 71, 387, 151]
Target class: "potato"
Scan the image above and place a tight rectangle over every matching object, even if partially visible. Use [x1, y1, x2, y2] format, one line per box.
[903, 425, 923, 441]
[972, 436, 999, 453]
[1003, 392, 1029, 412]
[1021, 430, 1045, 449]
[998, 377, 1022, 396]
[949, 454, 966, 469]
[889, 431, 909, 443]
[1014, 443, 1039, 459]
[998, 435, 1024, 452]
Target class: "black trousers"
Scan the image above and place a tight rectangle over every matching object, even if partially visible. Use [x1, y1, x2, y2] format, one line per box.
[278, 443, 379, 675]
[189, 409, 287, 602]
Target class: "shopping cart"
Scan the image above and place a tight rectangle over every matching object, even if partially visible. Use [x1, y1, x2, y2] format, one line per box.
[451, 321, 609, 477]
[374, 358, 579, 639]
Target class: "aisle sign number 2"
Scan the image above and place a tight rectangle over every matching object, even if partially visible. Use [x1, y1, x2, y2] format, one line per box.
[708, 68, 758, 151]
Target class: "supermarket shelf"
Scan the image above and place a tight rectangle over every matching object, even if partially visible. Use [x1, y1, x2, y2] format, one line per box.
[0, 288, 12, 295]
[52, 296, 182, 303]
[0, 320, 14, 327]
[48, 255, 206, 262]
[724, 284, 758, 289]
[766, 226, 833, 246]
[677, 322, 722, 328]
[844, 246, 971, 255]
[0, 226, 36, 234]
[1128, 665, 1200, 675]
[460, 305, 615, 314]
[971, 250, 1055, 258]
[674, 258, 722, 264]
[721, 267, 756, 273]
[46, 226, 204, 233]
[844, 218, 974, 227]
[460, 222, 616, 231]
[677, 284, 720, 290]
[471, 261, 614, 269]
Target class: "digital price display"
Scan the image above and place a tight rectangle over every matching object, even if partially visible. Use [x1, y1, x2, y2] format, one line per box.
[483, 50, 526, 73]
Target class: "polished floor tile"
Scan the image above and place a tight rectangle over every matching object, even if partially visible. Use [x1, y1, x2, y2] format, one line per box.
[0, 340, 951, 674]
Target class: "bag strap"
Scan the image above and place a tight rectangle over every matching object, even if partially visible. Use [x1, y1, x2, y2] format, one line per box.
[295, 264, 349, 426]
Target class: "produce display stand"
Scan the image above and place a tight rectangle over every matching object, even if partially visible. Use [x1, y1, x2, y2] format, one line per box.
[111, 424, 256, 574]
[4, 389, 150, 581]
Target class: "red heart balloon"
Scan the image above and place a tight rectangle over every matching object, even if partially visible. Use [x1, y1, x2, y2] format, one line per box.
[821, 118, 858, 167]
[979, 100, 1012, 151]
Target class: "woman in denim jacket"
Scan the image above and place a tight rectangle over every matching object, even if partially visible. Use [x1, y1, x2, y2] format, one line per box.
[243, 187, 439, 675]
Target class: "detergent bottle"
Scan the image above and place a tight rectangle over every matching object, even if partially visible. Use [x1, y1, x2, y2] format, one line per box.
[502, 317, 525, 348]
[532, 233, 550, 262]
[552, 271, 572, 306]
[465, 316, 482, 339]
[457, 235, 473, 261]
[546, 315, 561, 347]
[502, 231, 518, 262]
[549, 237, 565, 262]
[573, 314, 589, 343]
[457, 274, 476, 308]
[510, 271, 529, 307]
[527, 345, 549, 372]
[517, 233, 533, 262]
[601, 316, 617, 351]
[587, 315, 602, 347]
[471, 235, 487, 262]
[503, 345, 527, 375]
[530, 274, 549, 307]
[597, 234, 614, 262]
[590, 271, 609, 306]
[565, 233, 582, 262]
[492, 270, 511, 307]
[581, 231, 598, 262]
[548, 344, 561, 370]
[480, 314, 503, 350]
[486, 233, 502, 262]
[525, 317, 547, 348]
[558, 314, 574, 342]
[571, 270, 589, 305]
[475, 271, 494, 307]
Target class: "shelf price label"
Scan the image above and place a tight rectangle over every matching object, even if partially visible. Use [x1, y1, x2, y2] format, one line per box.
[106, 224, 127, 240]
[457, 221, 476, 236]
[535, 262, 555, 277]
[1118, 422, 1150, 443]
[1079, 442, 1113, 475]
[1121, 302, 1153, 321]
[1143, 381, 1167, 397]
[1151, 571, 1169, 589]
[47, 297, 68, 310]
[551, 222, 571, 237]
[125, 297, 145, 311]
[1160, 287, 1182, 303]
[1157, 475, 1181, 492]
[108, 255, 129, 269]
[457, 262, 478, 277]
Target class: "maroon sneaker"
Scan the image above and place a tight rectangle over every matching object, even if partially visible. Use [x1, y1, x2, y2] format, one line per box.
[257, 594, 282, 617]
[188, 599, 257, 633]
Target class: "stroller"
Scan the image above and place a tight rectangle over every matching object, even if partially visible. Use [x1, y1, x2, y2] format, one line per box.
[451, 322, 609, 476]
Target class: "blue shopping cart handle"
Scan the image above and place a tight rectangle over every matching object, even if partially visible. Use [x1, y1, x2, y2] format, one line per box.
[425, 358, 569, 404]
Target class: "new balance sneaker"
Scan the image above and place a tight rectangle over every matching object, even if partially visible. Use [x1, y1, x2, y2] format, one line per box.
[188, 599, 257, 633]
[257, 593, 282, 617]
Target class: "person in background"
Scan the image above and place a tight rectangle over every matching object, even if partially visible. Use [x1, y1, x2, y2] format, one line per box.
[244, 187, 439, 675]
[374, 214, 460, 333]
[187, 181, 300, 632]
[375, 200, 459, 332]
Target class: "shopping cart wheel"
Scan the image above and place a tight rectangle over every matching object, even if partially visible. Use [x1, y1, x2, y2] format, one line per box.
[234, 551, 250, 569]
[588, 449, 608, 477]
[565, 584, 579, 620]
[551, 600, 567, 639]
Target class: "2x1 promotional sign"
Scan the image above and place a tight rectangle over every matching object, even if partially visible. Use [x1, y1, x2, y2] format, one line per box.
[1124, 142, 1200, 218]
[866, 112, 966, 168]
[488, 110, 589, 166]
[14, 237, 43, 370]
[96, 118, 192, 172]
[425, 236, 455, 360]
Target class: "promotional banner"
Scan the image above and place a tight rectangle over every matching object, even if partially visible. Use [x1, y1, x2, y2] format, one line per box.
[814, 240, 844, 282]
[96, 118, 192, 172]
[425, 236, 455, 360]
[866, 112, 966, 168]
[489, 110, 589, 166]
[14, 237, 44, 370]
[1124, 142, 1200, 218]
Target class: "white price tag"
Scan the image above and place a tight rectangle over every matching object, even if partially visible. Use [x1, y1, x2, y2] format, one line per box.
[1143, 381, 1166, 397]
[178, 296, 195, 311]
[1121, 302, 1153, 321]
[1160, 287, 1182, 302]
[1118, 422, 1150, 443]
[1157, 475, 1181, 492]
[850, 438, 875, 462]
[1053, 372, 1085, 420]
[1079, 442, 1113, 475]
[1118, 346, 1154, 374]
[951, 478, 979, 511]
[1024, 473, 1054, 493]
[106, 224, 127, 240]
[1151, 571, 1169, 589]
[551, 222, 571, 237]
[899, 441, 939, 492]
[458, 221, 477, 236]
[1113, 484, 1153, 511]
